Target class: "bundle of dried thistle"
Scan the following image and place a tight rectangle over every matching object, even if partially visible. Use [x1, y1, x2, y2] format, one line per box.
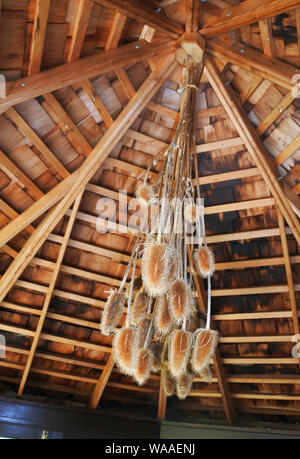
[99, 65, 219, 401]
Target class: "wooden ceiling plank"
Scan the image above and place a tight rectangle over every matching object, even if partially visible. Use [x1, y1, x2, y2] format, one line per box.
[186, 0, 200, 33]
[0, 56, 177, 304]
[17, 192, 84, 397]
[199, 0, 300, 38]
[67, 0, 93, 63]
[204, 57, 300, 247]
[6, 107, 69, 179]
[28, 0, 51, 76]
[206, 39, 296, 91]
[0, 39, 175, 114]
[94, 0, 184, 38]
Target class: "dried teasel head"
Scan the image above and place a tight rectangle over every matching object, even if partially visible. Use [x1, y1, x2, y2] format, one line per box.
[167, 258, 179, 284]
[100, 291, 126, 336]
[150, 342, 163, 373]
[141, 242, 172, 297]
[185, 203, 198, 224]
[137, 317, 153, 348]
[176, 373, 194, 400]
[161, 368, 175, 397]
[134, 348, 153, 386]
[154, 294, 173, 336]
[168, 279, 194, 325]
[113, 327, 139, 376]
[130, 288, 149, 326]
[136, 183, 154, 207]
[168, 329, 193, 378]
[126, 277, 143, 299]
[200, 365, 213, 383]
[193, 247, 215, 278]
[191, 328, 219, 375]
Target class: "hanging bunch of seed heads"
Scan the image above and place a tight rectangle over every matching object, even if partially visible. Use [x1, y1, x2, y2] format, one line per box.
[100, 65, 219, 400]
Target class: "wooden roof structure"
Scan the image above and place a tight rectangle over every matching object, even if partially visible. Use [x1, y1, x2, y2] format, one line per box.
[1, 0, 300, 428]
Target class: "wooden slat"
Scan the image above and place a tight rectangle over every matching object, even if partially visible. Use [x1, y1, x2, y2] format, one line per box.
[0, 56, 177, 305]
[67, 0, 93, 63]
[94, 0, 184, 38]
[0, 39, 175, 114]
[17, 193, 84, 397]
[28, 0, 51, 75]
[204, 57, 300, 247]
[196, 137, 244, 153]
[80, 80, 114, 128]
[199, 0, 300, 38]
[194, 167, 260, 186]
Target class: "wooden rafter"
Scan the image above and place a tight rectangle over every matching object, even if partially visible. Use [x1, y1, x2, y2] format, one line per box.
[0, 56, 177, 305]
[204, 56, 300, 247]
[186, 0, 199, 33]
[206, 39, 297, 91]
[28, 0, 51, 76]
[276, 208, 300, 337]
[199, 0, 300, 38]
[67, 0, 93, 63]
[17, 192, 84, 397]
[0, 39, 175, 114]
[94, 0, 184, 38]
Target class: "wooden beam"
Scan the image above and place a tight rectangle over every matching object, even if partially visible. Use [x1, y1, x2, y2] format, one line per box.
[186, 0, 199, 33]
[158, 375, 167, 420]
[274, 133, 300, 167]
[0, 56, 177, 302]
[0, 149, 43, 201]
[42, 93, 92, 157]
[105, 11, 127, 51]
[206, 39, 296, 91]
[28, 0, 51, 75]
[277, 207, 300, 337]
[94, 0, 184, 38]
[256, 91, 295, 136]
[204, 56, 300, 247]
[6, 107, 69, 178]
[199, 0, 300, 38]
[0, 39, 175, 114]
[67, 0, 93, 63]
[87, 355, 115, 409]
[259, 17, 277, 58]
[17, 192, 83, 397]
